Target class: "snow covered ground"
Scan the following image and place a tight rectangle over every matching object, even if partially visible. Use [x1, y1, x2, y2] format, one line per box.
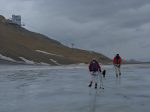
[0, 64, 150, 112]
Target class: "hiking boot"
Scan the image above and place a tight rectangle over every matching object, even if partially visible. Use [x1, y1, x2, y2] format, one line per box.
[89, 84, 92, 87]
[88, 82, 92, 87]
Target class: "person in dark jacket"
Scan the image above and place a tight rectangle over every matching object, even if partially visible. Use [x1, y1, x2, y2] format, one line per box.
[88, 58, 101, 89]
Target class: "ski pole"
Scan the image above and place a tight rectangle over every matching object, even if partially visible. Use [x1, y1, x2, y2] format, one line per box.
[99, 71, 104, 89]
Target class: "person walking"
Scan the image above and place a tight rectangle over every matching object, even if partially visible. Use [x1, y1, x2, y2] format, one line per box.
[88, 58, 101, 89]
[113, 54, 122, 77]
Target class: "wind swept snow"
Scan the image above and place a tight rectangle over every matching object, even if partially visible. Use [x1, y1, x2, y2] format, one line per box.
[0, 54, 16, 62]
[39, 62, 50, 66]
[35, 50, 63, 57]
[19, 57, 50, 65]
[50, 59, 61, 65]
[19, 57, 35, 64]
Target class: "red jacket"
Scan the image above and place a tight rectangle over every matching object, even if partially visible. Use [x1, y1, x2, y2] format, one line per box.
[113, 56, 122, 64]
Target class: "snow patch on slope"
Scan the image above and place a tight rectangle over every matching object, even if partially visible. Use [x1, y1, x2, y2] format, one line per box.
[35, 50, 63, 57]
[19, 57, 50, 65]
[50, 59, 61, 65]
[19, 57, 35, 64]
[0, 54, 16, 62]
[39, 62, 50, 66]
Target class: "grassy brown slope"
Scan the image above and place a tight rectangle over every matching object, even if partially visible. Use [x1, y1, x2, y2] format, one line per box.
[0, 15, 111, 65]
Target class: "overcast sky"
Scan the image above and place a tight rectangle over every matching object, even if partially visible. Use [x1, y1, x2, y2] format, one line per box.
[0, 0, 150, 61]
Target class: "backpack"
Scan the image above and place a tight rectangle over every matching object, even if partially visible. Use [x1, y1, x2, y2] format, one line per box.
[89, 60, 98, 72]
[115, 56, 121, 64]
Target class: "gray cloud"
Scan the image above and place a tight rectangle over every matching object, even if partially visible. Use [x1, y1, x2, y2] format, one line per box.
[1, 0, 150, 61]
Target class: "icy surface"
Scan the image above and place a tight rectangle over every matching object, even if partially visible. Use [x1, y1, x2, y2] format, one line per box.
[0, 64, 150, 112]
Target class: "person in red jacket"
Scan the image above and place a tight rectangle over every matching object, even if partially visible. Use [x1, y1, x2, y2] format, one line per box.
[88, 58, 101, 89]
[113, 54, 122, 77]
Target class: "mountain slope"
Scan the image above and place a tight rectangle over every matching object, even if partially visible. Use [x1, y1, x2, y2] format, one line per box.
[0, 15, 111, 65]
